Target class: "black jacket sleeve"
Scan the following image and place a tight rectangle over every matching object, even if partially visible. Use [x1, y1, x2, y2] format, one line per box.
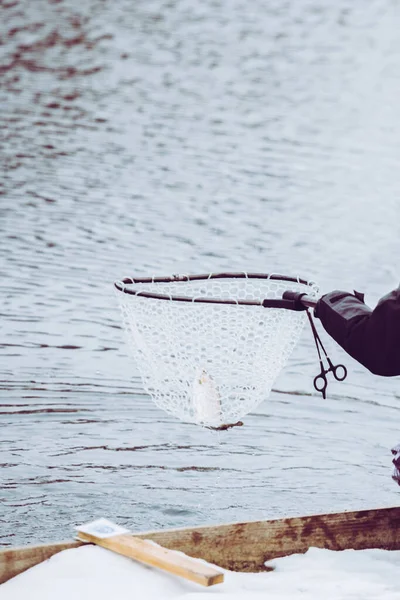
[315, 288, 400, 376]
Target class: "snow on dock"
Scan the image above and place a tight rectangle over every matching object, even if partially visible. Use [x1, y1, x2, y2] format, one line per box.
[2, 544, 400, 599]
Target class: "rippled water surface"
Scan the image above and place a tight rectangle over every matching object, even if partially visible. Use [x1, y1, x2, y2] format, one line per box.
[1, 0, 400, 546]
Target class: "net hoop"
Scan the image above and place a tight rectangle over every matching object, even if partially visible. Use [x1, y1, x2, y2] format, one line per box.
[114, 272, 317, 310]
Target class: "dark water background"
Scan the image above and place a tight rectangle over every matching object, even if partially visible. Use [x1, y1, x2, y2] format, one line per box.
[1, 0, 400, 546]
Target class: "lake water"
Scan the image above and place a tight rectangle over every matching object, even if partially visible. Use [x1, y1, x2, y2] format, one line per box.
[1, 0, 400, 547]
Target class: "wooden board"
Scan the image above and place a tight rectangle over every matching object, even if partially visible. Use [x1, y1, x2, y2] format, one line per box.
[77, 524, 223, 587]
[0, 540, 83, 586]
[134, 505, 400, 571]
[1, 506, 400, 585]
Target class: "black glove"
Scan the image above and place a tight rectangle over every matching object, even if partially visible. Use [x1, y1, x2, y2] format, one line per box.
[315, 288, 400, 377]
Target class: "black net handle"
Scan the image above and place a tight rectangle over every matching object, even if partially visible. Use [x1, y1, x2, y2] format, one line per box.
[114, 272, 317, 311]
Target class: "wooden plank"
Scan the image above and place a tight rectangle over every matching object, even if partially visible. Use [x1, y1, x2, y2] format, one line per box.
[134, 505, 400, 572]
[76, 519, 224, 587]
[1, 506, 400, 584]
[0, 540, 84, 585]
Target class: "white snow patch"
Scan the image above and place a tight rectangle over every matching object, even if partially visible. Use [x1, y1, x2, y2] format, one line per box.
[2, 545, 400, 600]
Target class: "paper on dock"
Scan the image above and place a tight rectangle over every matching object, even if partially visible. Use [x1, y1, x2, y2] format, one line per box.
[77, 518, 130, 538]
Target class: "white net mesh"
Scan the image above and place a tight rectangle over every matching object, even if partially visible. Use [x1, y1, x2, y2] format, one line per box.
[116, 274, 319, 427]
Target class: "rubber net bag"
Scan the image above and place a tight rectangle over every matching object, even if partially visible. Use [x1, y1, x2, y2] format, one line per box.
[115, 273, 319, 427]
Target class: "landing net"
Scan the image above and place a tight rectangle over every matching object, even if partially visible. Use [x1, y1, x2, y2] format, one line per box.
[115, 273, 319, 427]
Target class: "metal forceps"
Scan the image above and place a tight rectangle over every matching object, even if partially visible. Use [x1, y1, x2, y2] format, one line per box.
[306, 311, 347, 399]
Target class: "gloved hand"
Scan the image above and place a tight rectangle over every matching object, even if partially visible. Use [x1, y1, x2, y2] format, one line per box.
[315, 288, 400, 377]
[391, 443, 400, 485]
